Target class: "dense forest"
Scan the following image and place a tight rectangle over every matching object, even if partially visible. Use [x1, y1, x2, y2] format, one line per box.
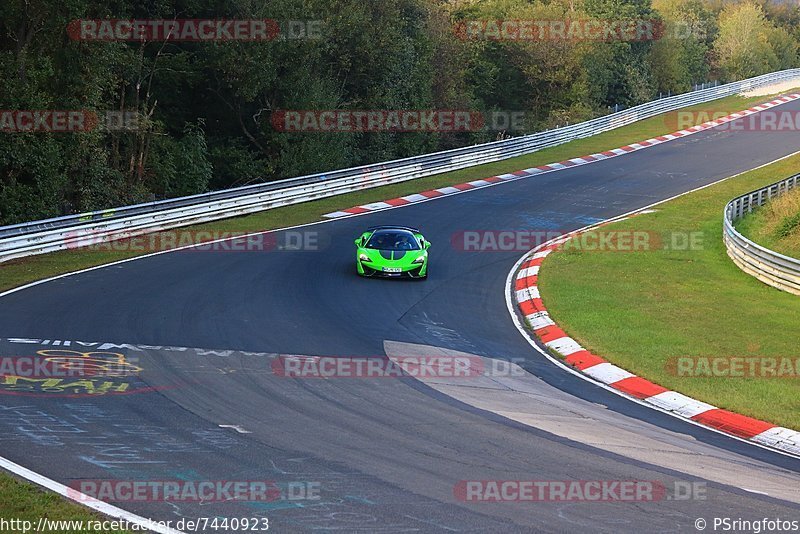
[2, 0, 800, 224]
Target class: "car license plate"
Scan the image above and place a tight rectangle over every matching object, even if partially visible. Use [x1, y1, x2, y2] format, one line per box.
[382, 267, 402, 273]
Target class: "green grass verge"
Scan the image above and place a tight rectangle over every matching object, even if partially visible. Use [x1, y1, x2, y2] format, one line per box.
[736, 185, 800, 259]
[0, 471, 129, 532]
[0, 90, 797, 523]
[0, 91, 790, 294]
[540, 153, 800, 431]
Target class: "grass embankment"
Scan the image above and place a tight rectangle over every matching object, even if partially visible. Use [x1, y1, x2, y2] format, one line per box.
[541, 154, 800, 430]
[0, 471, 129, 532]
[0, 92, 787, 294]
[736, 185, 800, 259]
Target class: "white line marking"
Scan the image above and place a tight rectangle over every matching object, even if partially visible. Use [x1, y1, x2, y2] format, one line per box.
[219, 425, 252, 434]
[742, 488, 770, 496]
[0, 456, 182, 534]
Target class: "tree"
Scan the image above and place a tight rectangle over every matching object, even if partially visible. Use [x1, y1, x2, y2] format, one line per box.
[713, 2, 778, 81]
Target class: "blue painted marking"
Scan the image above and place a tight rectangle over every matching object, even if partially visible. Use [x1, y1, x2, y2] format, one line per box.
[79, 455, 166, 468]
[345, 495, 377, 505]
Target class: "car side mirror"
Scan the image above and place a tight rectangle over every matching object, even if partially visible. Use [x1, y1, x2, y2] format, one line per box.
[354, 238, 362, 246]
[424, 241, 431, 249]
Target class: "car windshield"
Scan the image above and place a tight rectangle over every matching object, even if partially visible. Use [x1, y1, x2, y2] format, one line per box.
[366, 230, 420, 251]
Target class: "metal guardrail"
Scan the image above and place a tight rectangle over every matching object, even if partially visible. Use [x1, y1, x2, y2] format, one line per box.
[724, 174, 800, 295]
[3, 68, 800, 263]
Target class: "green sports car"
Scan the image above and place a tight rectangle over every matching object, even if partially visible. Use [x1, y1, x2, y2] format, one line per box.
[355, 226, 430, 279]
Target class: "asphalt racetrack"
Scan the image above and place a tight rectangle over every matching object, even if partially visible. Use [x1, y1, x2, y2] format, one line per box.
[1, 98, 799, 532]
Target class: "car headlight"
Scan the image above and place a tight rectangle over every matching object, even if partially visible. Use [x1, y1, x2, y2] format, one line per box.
[359, 253, 371, 262]
[412, 255, 426, 264]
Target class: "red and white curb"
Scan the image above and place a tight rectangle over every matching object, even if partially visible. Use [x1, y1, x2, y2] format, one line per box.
[512, 221, 800, 458]
[324, 93, 800, 218]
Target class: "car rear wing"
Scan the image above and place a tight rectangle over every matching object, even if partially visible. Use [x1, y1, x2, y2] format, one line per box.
[365, 225, 421, 234]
